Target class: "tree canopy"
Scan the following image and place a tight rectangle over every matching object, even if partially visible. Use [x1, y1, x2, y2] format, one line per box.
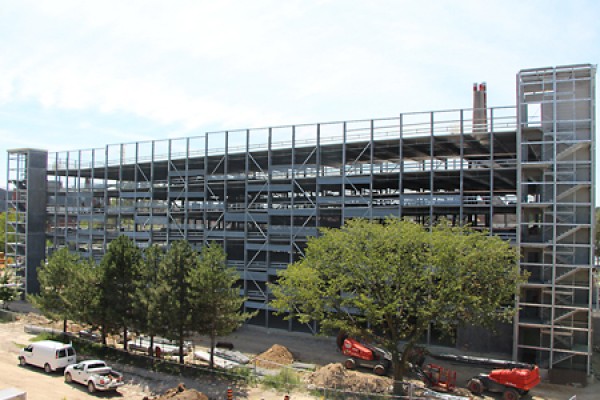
[28, 237, 255, 366]
[0, 211, 16, 255]
[270, 218, 527, 393]
[98, 235, 142, 351]
[67, 257, 101, 332]
[29, 247, 81, 332]
[154, 240, 199, 364]
[134, 244, 164, 356]
[0, 212, 5, 252]
[0, 269, 19, 309]
[190, 243, 256, 368]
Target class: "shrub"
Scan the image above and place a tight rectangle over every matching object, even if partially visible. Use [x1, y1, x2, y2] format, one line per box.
[262, 367, 301, 390]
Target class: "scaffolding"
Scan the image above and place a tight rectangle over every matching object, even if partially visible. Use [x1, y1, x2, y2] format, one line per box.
[516, 64, 596, 374]
[11, 63, 594, 372]
[45, 105, 519, 336]
[5, 151, 27, 290]
[5, 149, 47, 294]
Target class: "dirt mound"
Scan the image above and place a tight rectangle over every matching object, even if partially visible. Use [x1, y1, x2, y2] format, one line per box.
[305, 363, 392, 393]
[19, 312, 51, 325]
[253, 344, 294, 369]
[144, 383, 208, 400]
[19, 313, 76, 331]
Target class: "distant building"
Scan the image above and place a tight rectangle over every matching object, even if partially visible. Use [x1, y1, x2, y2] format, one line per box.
[6, 64, 597, 375]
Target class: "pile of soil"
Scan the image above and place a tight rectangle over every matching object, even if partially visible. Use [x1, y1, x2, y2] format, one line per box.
[253, 344, 294, 369]
[144, 383, 209, 400]
[20, 312, 52, 326]
[19, 313, 84, 333]
[305, 363, 392, 393]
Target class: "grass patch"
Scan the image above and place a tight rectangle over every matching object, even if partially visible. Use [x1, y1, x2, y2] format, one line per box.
[230, 365, 258, 385]
[262, 368, 301, 390]
[31, 332, 61, 342]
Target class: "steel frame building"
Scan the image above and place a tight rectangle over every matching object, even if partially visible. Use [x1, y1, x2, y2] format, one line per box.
[5, 64, 596, 374]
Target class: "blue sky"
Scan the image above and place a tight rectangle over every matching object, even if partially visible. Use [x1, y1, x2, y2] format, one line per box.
[1, 1, 599, 196]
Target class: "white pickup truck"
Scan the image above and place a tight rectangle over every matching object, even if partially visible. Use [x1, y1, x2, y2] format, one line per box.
[64, 360, 124, 393]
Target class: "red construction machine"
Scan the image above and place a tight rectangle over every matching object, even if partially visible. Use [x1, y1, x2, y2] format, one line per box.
[339, 336, 391, 376]
[337, 334, 540, 399]
[466, 364, 540, 400]
[433, 353, 540, 400]
[337, 334, 457, 392]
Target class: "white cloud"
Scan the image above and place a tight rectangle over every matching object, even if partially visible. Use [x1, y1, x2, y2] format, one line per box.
[0, 0, 599, 191]
[0, 1, 598, 135]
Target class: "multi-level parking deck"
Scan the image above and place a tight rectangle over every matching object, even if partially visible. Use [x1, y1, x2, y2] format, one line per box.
[6, 64, 596, 375]
[45, 106, 520, 329]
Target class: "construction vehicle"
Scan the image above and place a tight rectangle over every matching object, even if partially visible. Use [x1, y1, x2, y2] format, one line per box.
[337, 333, 457, 392]
[466, 364, 540, 400]
[337, 334, 538, 399]
[339, 336, 391, 376]
[431, 353, 540, 400]
[416, 363, 457, 392]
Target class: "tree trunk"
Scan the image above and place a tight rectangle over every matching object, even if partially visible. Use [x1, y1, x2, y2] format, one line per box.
[393, 339, 423, 396]
[178, 328, 185, 364]
[209, 328, 216, 369]
[63, 318, 67, 334]
[123, 327, 128, 352]
[392, 348, 408, 396]
[101, 325, 107, 346]
[149, 336, 155, 357]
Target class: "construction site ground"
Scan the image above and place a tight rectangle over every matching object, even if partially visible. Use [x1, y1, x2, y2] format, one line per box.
[0, 310, 598, 400]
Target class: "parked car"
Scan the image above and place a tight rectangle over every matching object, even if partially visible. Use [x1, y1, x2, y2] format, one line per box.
[64, 360, 124, 393]
[18, 340, 76, 373]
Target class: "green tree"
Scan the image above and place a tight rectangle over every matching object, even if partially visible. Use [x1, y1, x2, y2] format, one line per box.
[0, 269, 19, 309]
[29, 248, 80, 332]
[0, 211, 16, 255]
[270, 218, 526, 395]
[66, 257, 102, 333]
[134, 244, 164, 356]
[155, 240, 198, 364]
[191, 243, 255, 368]
[0, 212, 5, 253]
[98, 235, 142, 351]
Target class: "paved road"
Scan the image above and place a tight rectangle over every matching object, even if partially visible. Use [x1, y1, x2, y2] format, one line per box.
[0, 319, 147, 399]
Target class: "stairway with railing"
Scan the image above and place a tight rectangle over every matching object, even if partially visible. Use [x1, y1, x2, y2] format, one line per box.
[516, 64, 595, 374]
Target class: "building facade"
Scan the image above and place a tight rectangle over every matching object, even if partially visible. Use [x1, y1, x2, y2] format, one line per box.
[5, 64, 596, 374]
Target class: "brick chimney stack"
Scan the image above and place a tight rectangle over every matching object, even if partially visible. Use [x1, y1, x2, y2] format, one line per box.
[473, 82, 488, 132]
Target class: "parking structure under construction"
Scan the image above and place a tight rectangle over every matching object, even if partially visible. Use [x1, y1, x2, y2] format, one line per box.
[5, 64, 596, 375]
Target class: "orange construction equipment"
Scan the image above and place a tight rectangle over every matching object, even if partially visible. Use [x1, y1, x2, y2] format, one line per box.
[420, 363, 456, 392]
[339, 336, 391, 376]
[467, 364, 540, 400]
[432, 352, 541, 399]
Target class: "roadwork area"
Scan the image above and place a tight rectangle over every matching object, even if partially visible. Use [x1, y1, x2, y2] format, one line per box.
[0, 314, 599, 400]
